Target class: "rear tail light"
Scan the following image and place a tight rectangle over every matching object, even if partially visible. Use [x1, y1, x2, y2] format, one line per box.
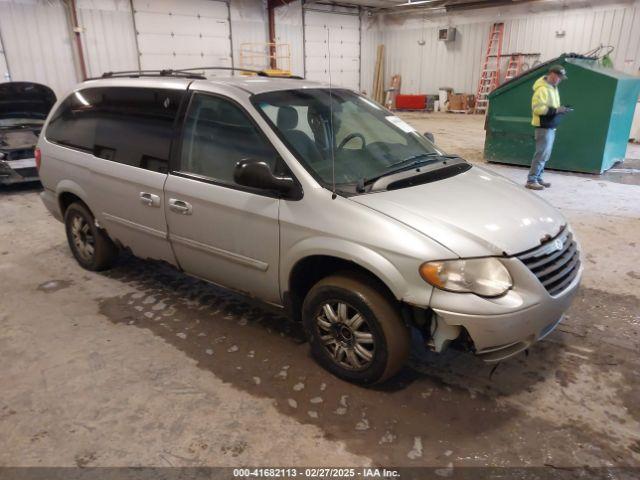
[35, 147, 42, 170]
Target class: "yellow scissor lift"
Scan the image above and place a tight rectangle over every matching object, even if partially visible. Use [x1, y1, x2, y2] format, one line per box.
[239, 42, 292, 77]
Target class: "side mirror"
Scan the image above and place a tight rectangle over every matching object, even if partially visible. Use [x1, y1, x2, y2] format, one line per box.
[423, 132, 435, 143]
[234, 158, 297, 197]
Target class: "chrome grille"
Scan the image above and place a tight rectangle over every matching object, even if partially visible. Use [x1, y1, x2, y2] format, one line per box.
[517, 227, 580, 296]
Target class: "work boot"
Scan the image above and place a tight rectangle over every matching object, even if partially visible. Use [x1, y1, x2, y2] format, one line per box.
[538, 179, 551, 188]
[525, 182, 544, 191]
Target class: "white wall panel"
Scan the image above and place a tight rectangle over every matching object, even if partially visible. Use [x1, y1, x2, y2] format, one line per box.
[231, 0, 268, 71]
[274, 0, 304, 77]
[76, 0, 139, 78]
[378, 1, 640, 95]
[360, 13, 382, 95]
[382, 18, 486, 95]
[0, 0, 635, 103]
[0, 0, 78, 97]
[132, 0, 232, 74]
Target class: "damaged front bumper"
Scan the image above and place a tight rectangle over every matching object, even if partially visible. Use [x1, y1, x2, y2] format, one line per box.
[428, 256, 583, 363]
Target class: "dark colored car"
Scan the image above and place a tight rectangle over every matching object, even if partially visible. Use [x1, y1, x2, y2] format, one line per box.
[0, 82, 56, 185]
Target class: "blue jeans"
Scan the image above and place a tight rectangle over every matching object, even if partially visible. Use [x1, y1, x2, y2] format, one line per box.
[528, 128, 556, 184]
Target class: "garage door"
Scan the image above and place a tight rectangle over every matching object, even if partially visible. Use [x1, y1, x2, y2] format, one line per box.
[133, 0, 232, 74]
[304, 8, 360, 91]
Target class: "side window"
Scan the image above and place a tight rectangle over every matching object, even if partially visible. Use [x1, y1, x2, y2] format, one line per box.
[46, 87, 181, 173]
[93, 88, 180, 173]
[46, 90, 101, 152]
[178, 94, 278, 185]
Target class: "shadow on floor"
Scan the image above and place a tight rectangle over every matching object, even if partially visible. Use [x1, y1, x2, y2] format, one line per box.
[97, 255, 569, 465]
[0, 181, 42, 196]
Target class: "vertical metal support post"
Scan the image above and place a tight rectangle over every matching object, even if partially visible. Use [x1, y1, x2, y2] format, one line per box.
[358, 6, 362, 92]
[129, 0, 142, 70]
[67, 0, 89, 80]
[268, 0, 277, 69]
[301, 0, 307, 79]
[227, 0, 235, 69]
[0, 22, 11, 81]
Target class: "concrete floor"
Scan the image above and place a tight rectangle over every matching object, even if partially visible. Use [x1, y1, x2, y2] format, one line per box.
[1, 113, 639, 469]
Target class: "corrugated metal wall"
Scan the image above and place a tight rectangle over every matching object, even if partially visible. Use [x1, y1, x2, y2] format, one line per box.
[274, 0, 304, 77]
[1, 0, 638, 98]
[380, 1, 640, 95]
[360, 13, 382, 95]
[0, 0, 267, 95]
[77, 0, 138, 78]
[383, 18, 486, 95]
[231, 0, 269, 70]
[0, 0, 78, 97]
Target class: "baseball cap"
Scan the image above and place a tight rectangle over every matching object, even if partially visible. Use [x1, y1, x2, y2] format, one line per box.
[548, 64, 568, 79]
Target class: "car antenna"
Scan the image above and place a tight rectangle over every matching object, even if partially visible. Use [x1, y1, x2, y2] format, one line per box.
[327, 28, 337, 200]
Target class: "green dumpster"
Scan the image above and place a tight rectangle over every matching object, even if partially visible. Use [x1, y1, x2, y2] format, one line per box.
[484, 54, 640, 174]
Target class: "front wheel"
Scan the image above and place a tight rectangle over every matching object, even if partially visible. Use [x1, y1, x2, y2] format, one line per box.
[302, 273, 410, 385]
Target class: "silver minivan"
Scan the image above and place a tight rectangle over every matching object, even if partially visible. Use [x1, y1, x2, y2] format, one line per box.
[37, 72, 582, 385]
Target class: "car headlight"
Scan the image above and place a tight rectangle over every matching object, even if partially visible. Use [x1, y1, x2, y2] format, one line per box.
[419, 258, 512, 297]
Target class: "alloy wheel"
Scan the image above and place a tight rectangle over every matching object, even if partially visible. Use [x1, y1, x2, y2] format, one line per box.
[70, 214, 95, 262]
[315, 301, 375, 370]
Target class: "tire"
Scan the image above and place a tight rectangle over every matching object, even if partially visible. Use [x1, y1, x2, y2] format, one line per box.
[302, 272, 410, 385]
[64, 202, 118, 271]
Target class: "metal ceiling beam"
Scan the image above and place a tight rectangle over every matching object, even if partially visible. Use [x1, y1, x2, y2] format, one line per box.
[446, 0, 529, 12]
[388, 0, 547, 15]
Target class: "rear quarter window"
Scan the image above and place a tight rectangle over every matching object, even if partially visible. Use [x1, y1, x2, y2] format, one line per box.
[46, 90, 100, 152]
[45, 87, 182, 173]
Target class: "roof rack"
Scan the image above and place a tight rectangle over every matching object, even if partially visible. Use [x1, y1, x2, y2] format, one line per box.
[174, 66, 264, 76]
[91, 66, 303, 81]
[94, 69, 205, 80]
[173, 66, 303, 79]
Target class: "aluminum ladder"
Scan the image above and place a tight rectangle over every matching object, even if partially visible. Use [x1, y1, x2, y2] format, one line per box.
[504, 54, 525, 82]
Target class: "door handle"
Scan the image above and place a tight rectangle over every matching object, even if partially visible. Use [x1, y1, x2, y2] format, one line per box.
[140, 192, 160, 207]
[168, 198, 193, 215]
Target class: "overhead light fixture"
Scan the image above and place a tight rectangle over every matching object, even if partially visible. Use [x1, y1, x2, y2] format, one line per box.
[394, 0, 440, 7]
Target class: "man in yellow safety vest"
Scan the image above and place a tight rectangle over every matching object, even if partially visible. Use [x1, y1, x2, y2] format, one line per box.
[526, 64, 570, 190]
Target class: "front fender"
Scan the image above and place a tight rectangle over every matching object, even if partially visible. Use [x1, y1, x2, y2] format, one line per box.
[282, 236, 432, 306]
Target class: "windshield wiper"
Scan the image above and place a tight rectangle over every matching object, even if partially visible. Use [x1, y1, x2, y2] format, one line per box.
[356, 153, 456, 192]
[384, 152, 441, 171]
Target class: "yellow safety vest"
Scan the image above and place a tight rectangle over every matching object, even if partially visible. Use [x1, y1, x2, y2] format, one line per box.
[531, 76, 561, 127]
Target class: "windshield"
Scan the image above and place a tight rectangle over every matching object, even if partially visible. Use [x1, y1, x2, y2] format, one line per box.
[252, 89, 444, 187]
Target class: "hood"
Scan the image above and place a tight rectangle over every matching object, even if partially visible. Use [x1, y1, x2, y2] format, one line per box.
[0, 82, 56, 121]
[350, 166, 565, 257]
